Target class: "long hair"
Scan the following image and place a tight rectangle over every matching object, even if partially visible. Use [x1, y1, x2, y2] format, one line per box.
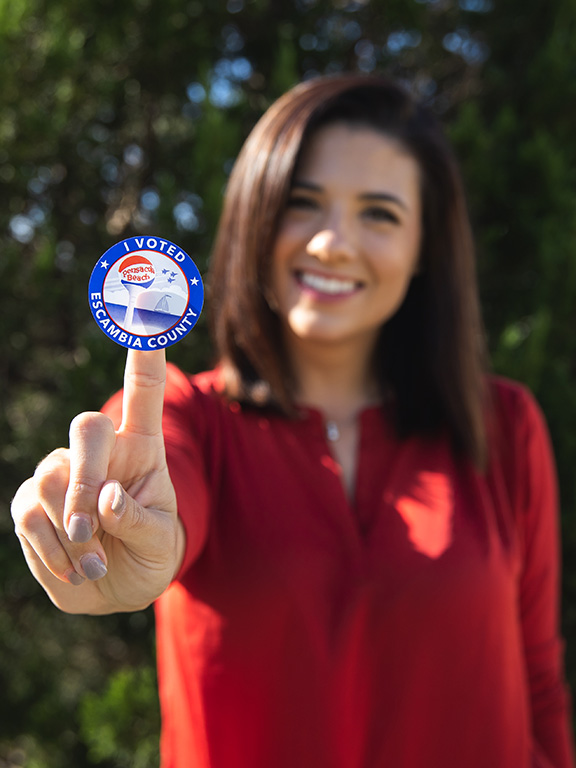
[208, 73, 488, 467]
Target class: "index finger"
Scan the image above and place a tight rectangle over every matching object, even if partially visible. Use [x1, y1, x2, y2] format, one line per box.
[64, 411, 116, 542]
[120, 349, 166, 436]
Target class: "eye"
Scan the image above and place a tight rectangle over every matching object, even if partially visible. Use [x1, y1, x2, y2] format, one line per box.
[286, 194, 318, 211]
[362, 206, 400, 224]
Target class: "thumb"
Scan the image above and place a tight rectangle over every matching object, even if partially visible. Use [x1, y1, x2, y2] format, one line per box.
[97, 481, 175, 556]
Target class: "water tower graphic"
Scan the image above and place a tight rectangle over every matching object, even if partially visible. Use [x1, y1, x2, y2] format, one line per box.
[118, 254, 156, 331]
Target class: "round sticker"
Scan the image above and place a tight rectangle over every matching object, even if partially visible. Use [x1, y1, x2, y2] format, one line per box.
[88, 236, 204, 350]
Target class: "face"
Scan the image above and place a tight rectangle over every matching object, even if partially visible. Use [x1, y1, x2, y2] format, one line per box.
[270, 123, 422, 355]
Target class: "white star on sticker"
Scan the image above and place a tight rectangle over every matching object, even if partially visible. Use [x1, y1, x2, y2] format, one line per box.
[100, 260, 109, 269]
[190, 277, 199, 285]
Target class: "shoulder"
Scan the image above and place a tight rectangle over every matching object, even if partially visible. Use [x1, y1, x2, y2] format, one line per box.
[163, 364, 228, 439]
[485, 375, 556, 505]
[488, 374, 535, 410]
[165, 363, 224, 405]
[486, 375, 548, 439]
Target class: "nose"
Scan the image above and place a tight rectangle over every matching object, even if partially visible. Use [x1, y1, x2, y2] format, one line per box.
[306, 210, 356, 262]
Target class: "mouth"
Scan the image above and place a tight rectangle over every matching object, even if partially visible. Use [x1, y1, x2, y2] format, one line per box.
[295, 270, 363, 297]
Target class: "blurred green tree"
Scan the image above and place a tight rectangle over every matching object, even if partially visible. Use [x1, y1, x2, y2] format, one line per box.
[447, 0, 576, 682]
[1, 0, 574, 765]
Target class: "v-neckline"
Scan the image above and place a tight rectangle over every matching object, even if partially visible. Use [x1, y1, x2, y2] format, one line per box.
[298, 404, 385, 522]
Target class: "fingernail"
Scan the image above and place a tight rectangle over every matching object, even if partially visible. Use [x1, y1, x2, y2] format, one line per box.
[111, 483, 125, 518]
[80, 553, 108, 581]
[68, 514, 93, 544]
[66, 569, 85, 587]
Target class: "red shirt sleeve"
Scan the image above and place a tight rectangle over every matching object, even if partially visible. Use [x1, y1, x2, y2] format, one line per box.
[503, 385, 575, 767]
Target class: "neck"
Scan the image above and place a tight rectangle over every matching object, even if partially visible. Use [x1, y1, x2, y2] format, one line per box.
[285, 332, 381, 419]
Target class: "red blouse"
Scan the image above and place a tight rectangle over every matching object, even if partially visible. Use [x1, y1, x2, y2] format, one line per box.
[106, 364, 574, 768]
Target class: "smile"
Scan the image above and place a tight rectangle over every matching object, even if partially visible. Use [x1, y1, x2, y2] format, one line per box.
[296, 271, 361, 296]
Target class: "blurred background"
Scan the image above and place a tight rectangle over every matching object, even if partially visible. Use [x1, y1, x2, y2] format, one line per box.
[1, 0, 575, 765]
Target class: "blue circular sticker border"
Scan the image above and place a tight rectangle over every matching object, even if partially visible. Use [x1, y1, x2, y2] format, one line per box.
[88, 236, 204, 350]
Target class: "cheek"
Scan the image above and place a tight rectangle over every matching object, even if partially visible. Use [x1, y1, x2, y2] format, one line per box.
[376, 232, 421, 279]
[270, 226, 307, 289]
[275, 222, 309, 256]
[269, 244, 294, 307]
[271, 227, 296, 271]
[370, 256, 416, 286]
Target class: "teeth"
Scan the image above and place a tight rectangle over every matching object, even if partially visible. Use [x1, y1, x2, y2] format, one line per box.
[299, 272, 357, 295]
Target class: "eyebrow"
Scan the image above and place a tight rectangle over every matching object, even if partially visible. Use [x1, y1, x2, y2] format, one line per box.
[291, 180, 409, 210]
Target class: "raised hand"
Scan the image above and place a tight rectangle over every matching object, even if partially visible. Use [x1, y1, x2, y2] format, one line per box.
[11, 349, 183, 614]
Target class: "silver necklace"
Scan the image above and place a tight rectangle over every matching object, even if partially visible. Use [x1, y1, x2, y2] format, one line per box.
[325, 420, 340, 442]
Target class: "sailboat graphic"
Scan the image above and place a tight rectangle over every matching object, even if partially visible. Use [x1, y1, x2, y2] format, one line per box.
[154, 295, 171, 313]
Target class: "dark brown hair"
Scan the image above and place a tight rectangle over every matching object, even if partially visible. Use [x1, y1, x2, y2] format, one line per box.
[208, 73, 488, 467]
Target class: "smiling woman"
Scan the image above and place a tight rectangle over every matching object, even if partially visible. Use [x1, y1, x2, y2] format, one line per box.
[210, 74, 486, 467]
[11, 74, 575, 768]
[270, 124, 422, 351]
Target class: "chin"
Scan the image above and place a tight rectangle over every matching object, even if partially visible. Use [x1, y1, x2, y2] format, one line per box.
[285, 313, 336, 339]
[285, 321, 371, 348]
[291, 329, 342, 344]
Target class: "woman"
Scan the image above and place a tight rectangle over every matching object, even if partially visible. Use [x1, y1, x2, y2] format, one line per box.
[11, 74, 575, 767]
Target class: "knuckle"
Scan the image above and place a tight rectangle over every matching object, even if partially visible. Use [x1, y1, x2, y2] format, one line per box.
[34, 464, 69, 500]
[42, 538, 71, 567]
[13, 502, 50, 537]
[19, 530, 72, 581]
[67, 478, 103, 499]
[48, 447, 71, 464]
[35, 448, 70, 476]
[34, 472, 68, 499]
[126, 366, 166, 389]
[33, 450, 71, 499]
[123, 497, 145, 533]
[10, 478, 36, 521]
[69, 411, 115, 441]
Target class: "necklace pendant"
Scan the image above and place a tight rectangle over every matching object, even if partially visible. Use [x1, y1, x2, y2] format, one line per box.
[326, 420, 340, 442]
